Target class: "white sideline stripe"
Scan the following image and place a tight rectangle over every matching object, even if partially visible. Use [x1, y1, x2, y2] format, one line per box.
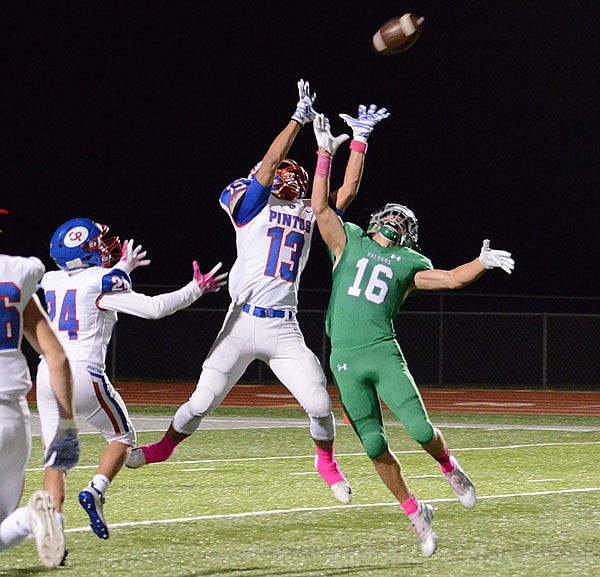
[24, 440, 600, 472]
[65, 486, 600, 534]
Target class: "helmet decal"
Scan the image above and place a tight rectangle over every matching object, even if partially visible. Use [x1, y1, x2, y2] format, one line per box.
[63, 225, 92, 248]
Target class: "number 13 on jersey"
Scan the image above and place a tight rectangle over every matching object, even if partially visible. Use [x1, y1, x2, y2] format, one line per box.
[265, 227, 305, 282]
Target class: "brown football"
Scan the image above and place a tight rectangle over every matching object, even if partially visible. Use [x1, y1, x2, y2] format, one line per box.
[372, 13, 424, 56]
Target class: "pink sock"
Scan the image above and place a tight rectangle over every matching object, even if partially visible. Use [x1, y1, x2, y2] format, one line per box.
[141, 435, 178, 464]
[435, 448, 454, 474]
[315, 447, 345, 486]
[401, 494, 419, 516]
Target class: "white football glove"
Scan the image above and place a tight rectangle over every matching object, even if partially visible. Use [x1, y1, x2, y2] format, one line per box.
[339, 104, 390, 142]
[291, 79, 317, 126]
[116, 239, 151, 274]
[313, 113, 350, 156]
[479, 239, 515, 274]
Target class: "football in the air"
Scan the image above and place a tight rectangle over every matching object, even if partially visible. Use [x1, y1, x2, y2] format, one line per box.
[372, 13, 424, 56]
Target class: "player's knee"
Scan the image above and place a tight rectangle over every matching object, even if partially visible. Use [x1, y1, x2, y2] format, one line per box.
[187, 368, 229, 416]
[362, 431, 388, 459]
[188, 388, 217, 417]
[406, 420, 435, 445]
[306, 387, 332, 418]
[309, 413, 335, 441]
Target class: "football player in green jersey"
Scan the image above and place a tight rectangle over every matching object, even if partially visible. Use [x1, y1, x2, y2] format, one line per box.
[311, 111, 515, 557]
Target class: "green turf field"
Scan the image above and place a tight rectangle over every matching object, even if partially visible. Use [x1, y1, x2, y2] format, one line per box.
[3, 408, 599, 577]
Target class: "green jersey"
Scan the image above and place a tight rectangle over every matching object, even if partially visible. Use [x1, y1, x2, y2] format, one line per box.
[326, 222, 433, 350]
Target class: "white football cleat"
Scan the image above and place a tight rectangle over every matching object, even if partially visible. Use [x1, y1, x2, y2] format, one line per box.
[444, 456, 477, 509]
[330, 479, 352, 504]
[28, 490, 65, 569]
[126, 447, 147, 469]
[408, 501, 438, 558]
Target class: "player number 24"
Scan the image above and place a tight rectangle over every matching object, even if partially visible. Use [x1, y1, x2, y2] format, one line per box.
[347, 258, 392, 304]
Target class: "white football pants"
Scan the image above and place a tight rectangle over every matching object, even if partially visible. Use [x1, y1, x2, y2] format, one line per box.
[173, 303, 335, 440]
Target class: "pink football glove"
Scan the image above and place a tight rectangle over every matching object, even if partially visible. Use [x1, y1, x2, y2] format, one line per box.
[193, 261, 228, 295]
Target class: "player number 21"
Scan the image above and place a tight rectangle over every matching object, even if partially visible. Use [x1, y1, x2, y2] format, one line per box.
[347, 258, 392, 304]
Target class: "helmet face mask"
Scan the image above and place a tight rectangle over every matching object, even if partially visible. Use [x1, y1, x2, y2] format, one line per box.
[272, 159, 309, 201]
[247, 159, 308, 201]
[367, 203, 419, 248]
[49, 218, 122, 271]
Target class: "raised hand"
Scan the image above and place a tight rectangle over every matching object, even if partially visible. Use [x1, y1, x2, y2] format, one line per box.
[291, 78, 317, 126]
[44, 418, 80, 472]
[118, 239, 151, 274]
[479, 239, 515, 274]
[313, 113, 350, 156]
[339, 104, 390, 142]
[193, 261, 228, 295]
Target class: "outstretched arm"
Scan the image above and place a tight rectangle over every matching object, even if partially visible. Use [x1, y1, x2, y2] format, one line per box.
[412, 240, 515, 292]
[311, 114, 349, 262]
[99, 261, 228, 319]
[330, 149, 365, 212]
[255, 79, 316, 188]
[332, 104, 390, 211]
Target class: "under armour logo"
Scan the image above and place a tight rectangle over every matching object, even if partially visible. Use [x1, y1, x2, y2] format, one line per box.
[391, 254, 402, 261]
[337, 363, 348, 371]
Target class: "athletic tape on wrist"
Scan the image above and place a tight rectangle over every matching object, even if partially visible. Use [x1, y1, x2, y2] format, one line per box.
[315, 151, 333, 178]
[350, 140, 368, 154]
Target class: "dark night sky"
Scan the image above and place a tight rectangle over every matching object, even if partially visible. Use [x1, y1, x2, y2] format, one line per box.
[2, 2, 598, 302]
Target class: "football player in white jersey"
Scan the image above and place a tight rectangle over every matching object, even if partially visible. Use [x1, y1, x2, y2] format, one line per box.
[36, 217, 227, 541]
[0, 208, 79, 569]
[127, 80, 389, 505]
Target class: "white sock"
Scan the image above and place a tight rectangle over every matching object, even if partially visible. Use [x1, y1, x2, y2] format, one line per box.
[91, 474, 110, 495]
[0, 506, 31, 551]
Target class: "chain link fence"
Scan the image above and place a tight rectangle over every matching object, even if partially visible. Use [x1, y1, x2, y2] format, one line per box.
[101, 290, 599, 390]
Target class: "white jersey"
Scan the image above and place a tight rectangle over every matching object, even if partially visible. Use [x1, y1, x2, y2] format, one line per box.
[0, 254, 45, 400]
[40, 266, 201, 370]
[221, 189, 314, 309]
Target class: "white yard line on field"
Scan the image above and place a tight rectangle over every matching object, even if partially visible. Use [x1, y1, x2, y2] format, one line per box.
[64, 486, 600, 534]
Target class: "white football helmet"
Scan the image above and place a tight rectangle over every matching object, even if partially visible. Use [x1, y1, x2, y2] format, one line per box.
[367, 203, 419, 248]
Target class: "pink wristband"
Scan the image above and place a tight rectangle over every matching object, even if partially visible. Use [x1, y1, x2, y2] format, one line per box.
[350, 140, 368, 154]
[315, 151, 333, 178]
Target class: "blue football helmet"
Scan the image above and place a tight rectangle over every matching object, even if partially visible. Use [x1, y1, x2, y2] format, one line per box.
[247, 158, 308, 201]
[367, 203, 419, 248]
[49, 217, 122, 271]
